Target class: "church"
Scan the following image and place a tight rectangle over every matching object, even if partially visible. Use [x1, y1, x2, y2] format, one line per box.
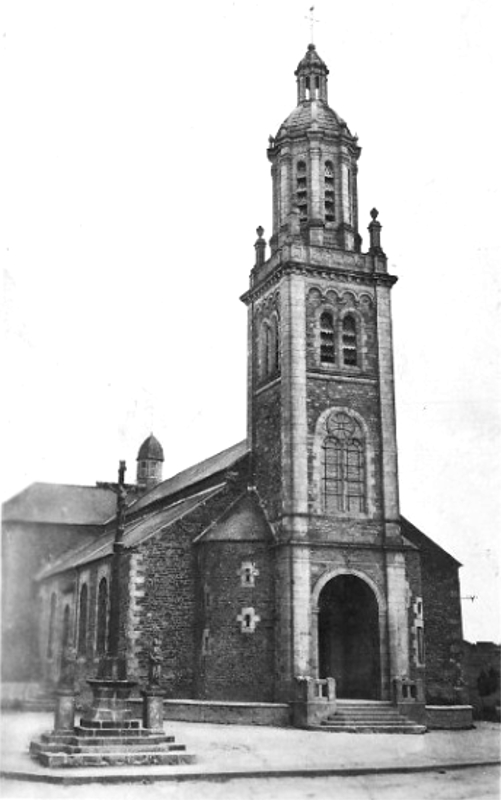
[2, 44, 465, 719]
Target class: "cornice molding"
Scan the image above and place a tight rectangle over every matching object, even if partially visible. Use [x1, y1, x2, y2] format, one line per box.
[241, 261, 397, 304]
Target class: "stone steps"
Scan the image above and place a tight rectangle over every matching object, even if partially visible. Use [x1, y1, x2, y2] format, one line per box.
[315, 702, 426, 734]
[34, 750, 196, 768]
[30, 740, 187, 756]
[41, 732, 174, 747]
[30, 719, 196, 768]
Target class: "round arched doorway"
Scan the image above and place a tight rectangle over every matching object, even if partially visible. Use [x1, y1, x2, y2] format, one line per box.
[318, 574, 381, 699]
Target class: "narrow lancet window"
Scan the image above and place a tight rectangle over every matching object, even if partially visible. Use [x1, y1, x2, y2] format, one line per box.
[342, 314, 358, 366]
[324, 161, 335, 222]
[320, 312, 335, 363]
[272, 316, 280, 373]
[296, 160, 308, 223]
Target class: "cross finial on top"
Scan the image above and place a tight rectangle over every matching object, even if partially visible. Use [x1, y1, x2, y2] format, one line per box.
[305, 5, 319, 44]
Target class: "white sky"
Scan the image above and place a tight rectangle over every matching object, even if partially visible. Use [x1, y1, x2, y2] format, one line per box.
[1, 0, 500, 643]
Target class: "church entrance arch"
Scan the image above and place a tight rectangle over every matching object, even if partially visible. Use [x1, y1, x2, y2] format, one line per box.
[318, 574, 381, 699]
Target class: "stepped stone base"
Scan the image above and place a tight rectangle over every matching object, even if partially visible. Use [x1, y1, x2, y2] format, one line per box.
[312, 701, 427, 734]
[30, 718, 196, 768]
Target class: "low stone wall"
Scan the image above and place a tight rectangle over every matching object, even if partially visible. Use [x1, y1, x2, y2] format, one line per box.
[128, 697, 291, 727]
[425, 705, 474, 730]
[0, 682, 41, 708]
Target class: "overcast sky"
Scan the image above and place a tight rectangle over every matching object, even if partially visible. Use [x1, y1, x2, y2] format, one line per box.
[2, 0, 500, 643]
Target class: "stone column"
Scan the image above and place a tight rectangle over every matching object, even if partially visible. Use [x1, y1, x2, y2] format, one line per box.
[275, 272, 311, 697]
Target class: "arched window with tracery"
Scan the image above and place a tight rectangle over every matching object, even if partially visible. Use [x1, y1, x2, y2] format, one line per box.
[322, 412, 366, 513]
[77, 583, 88, 656]
[320, 311, 335, 364]
[47, 592, 57, 658]
[96, 577, 108, 655]
[342, 314, 358, 366]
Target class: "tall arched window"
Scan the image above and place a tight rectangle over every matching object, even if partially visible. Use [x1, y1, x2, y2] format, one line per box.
[320, 312, 335, 364]
[96, 577, 108, 655]
[342, 314, 358, 366]
[324, 161, 335, 222]
[47, 593, 57, 658]
[296, 160, 308, 223]
[261, 318, 279, 379]
[322, 412, 366, 513]
[77, 583, 88, 656]
[260, 322, 271, 379]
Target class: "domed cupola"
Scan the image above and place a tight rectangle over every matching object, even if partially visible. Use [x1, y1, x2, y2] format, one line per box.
[295, 42, 329, 103]
[136, 433, 164, 488]
[267, 44, 361, 255]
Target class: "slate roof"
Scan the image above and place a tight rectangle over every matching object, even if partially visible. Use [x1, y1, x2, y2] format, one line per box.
[401, 515, 462, 566]
[276, 101, 352, 140]
[137, 434, 164, 462]
[129, 440, 249, 515]
[37, 484, 226, 580]
[2, 483, 117, 526]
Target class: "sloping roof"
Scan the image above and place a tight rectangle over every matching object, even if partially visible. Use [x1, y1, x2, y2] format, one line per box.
[400, 515, 462, 567]
[37, 484, 226, 581]
[2, 483, 117, 526]
[194, 491, 274, 544]
[129, 440, 249, 514]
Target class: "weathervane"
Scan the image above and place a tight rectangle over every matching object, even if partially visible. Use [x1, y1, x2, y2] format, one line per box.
[305, 5, 319, 44]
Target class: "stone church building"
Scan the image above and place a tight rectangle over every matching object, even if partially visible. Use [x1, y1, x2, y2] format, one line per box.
[2, 44, 464, 712]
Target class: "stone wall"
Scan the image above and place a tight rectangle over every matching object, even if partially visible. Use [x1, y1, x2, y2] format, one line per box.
[196, 539, 275, 701]
[463, 641, 500, 719]
[401, 518, 463, 702]
[253, 382, 282, 519]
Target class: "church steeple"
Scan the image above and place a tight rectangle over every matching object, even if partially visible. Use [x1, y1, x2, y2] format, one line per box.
[267, 44, 361, 253]
[242, 45, 403, 698]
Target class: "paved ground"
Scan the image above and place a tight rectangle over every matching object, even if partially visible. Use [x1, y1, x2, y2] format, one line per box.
[1, 766, 500, 800]
[0, 712, 499, 799]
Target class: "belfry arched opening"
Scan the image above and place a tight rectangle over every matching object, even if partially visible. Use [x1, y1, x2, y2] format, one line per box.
[318, 575, 381, 699]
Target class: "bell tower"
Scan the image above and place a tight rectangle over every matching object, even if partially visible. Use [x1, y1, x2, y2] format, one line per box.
[242, 45, 416, 703]
[268, 43, 361, 255]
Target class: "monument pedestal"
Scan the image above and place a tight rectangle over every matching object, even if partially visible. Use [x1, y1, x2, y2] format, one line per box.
[30, 675, 194, 768]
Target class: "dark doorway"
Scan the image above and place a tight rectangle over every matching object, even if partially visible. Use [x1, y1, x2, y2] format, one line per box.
[318, 574, 381, 699]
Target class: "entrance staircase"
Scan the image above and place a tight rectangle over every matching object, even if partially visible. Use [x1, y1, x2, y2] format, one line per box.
[316, 700, 426, 734]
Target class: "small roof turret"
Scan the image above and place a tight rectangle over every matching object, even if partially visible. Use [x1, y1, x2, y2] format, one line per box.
[137, 434, 164, 463]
